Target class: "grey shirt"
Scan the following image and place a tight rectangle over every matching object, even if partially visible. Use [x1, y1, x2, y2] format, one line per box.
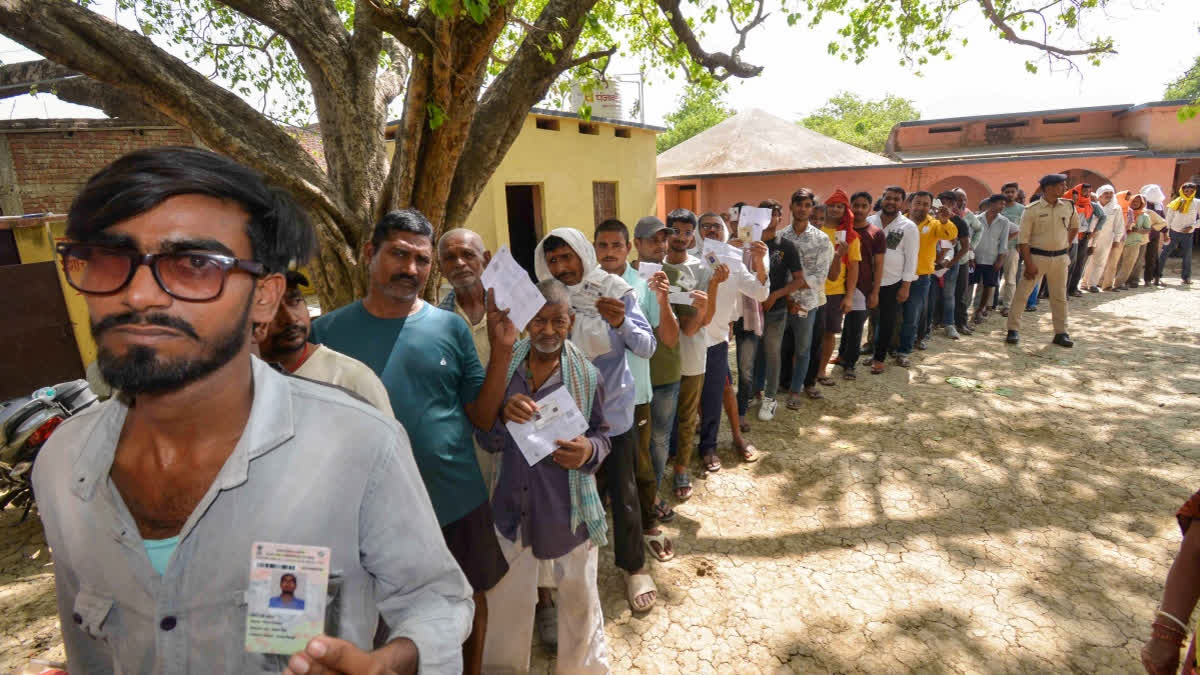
[33, 356, 473, 674]
[974, 213, 1012, 265]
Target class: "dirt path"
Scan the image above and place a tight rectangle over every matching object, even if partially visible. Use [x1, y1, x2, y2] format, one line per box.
[3, 275, 1199, 673]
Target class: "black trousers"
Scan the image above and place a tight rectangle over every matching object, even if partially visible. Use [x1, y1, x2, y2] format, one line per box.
[597, 426, 644, 573]
[1068, 233, 1092, 291]
[804, 303, 826, 387]
[838, 309, 868, 371]
[874, 282, 903, 363]
[954, 264, 970, 328]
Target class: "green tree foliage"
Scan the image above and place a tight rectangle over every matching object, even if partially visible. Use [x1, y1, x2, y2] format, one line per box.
[800, 92, 920, 155]
[1164, 50, 1200, 121]
[656, 83, 733, 154]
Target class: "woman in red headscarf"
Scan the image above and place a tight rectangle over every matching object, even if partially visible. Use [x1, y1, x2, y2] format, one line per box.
[810, 189, 861, 390]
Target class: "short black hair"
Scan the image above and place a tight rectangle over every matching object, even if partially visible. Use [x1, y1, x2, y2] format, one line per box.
[936, 190, 959, 203]
[595, 218, 630, 243]
[371, 208, 434, 251]
[281, 573, 297, 584]
[67, 146, 314, 274]
[1001, 182, 1019, 191]
[850, 191, 873, 205]
[758, 199, 782, 214]
[542, 234, 571, 254]
[732, 201, 746, 210]
[790, 188, 816, 206]
[984, 193, 1007, 206]
[666, 208, 697, 230]
[911, 190, 934, 203]
[882, 185, 906, 200]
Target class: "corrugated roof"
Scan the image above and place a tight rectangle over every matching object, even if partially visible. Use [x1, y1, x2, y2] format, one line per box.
[656, 108, 893, 179]
[893, 138, 1148, 163]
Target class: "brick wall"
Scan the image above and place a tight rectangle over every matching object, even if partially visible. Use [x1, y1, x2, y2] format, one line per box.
[3, 124, 195, 215]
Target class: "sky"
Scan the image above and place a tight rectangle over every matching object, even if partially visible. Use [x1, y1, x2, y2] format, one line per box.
[0, 0, 1193, 126]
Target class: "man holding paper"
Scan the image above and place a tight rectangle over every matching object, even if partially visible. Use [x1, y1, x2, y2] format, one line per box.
[478, 279, 612, 674]
[533, 226, 656, 614]
[313, 209, 516, 674]
[697, 212, 768, 471]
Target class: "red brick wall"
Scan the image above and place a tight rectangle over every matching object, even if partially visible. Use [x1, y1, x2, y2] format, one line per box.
[6, 126, 195, 214]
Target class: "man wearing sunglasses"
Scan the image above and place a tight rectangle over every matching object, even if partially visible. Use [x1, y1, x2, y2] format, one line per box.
[38, 147, 473, 674]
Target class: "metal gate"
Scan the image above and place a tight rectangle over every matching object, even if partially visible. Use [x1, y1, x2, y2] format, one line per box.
[0, 261, 84, 399]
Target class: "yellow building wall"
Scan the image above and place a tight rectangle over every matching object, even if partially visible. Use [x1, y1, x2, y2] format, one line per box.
[12, 220, 99, 367]
[463, 116, 658, 251]
[386, 114, 658, 252]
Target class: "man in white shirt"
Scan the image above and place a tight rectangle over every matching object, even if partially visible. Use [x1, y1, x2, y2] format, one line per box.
[259, 271, 392, 413]
[867, 186, 919, 374]
[695, 212, 768, 471]
[1158, 181, 1198, 286]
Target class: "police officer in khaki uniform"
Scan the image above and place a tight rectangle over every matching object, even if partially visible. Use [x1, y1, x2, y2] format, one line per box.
[1006, 173, 1080, 347]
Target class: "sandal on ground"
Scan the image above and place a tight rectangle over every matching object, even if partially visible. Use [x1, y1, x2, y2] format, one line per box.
[673, 472, 693, 500]
[627, 573, 658, 612]
[787, 394, 803, 410]
[816, 376, 836, 387]
[653, 499, 676, 523]
[643, 532, 675, 562]
[870, 362, 886, 375]
[842, 370, 857, 381]
[735, 440, 759, 462]
[895, 355, 912, 368]
[536, 604, 558, 648]
[703, 454, 722, 473]
[805, 386, 824, 399]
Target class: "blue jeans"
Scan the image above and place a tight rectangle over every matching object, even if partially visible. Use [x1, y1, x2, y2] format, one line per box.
[753, 309, 788, 399]
[734, 320, 759, 416]
[649, 381, 680, 484]
[941, 265, 959, 326]
[899, 274, 932, 354]
[1027, 283, 1040, 310]
[1159, 230, 1194, 281]
[787, 310, 820, 392]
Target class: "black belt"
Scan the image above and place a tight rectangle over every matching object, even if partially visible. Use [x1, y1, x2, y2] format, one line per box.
[1030, 247, 1069, 257]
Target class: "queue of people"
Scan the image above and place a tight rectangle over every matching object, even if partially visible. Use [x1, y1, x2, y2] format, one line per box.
[30, 146, 1200, 675]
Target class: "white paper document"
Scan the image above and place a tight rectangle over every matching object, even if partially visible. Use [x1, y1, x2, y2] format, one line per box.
[702, 239, 744, 268]
[479, 246, 546, 332]
[668, 291, 695, 306]
[506, 387, 590, 466]
[636, 261, 662, 280]
[736, 207, 771, 242]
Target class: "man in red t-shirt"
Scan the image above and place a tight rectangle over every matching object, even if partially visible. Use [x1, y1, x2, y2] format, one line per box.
[835, 191, 887, 378]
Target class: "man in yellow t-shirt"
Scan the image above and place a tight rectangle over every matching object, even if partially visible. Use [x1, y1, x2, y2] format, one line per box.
[813, 189, 862, 386]
[896, 191, 957, 363]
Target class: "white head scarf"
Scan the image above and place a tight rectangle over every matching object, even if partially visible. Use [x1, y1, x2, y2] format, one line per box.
[1140, 184, 1166, 204]
[533, 227, 633, 358]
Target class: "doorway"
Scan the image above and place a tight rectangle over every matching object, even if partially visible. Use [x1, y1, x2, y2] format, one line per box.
[677, 185, 697, 213]
[505, 184, 544, 280]
[0, 261, 85, 398]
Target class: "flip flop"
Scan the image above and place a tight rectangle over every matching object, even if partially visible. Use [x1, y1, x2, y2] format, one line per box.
[842, 370, 857, 381]
[816, 376, 836, 386]
[673, 473, 692, 500]
[805, 387, 824, 399]
[627, 573, 658, 612]
[735, 441, 759, 462]
[643, 532, 675, 562]
[870, 363, 885, 375]
[703, 454, 722, 473]
[653, 500, 676, 523]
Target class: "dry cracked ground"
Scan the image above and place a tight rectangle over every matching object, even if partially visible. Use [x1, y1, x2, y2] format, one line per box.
[3, 269, 1199, 673]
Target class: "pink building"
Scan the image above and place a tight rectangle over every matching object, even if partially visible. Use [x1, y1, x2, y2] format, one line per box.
[657, 102, 1200, 215]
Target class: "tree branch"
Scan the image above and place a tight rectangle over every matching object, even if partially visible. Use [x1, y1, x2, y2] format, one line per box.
[0, 60, 171, 122]
[361, 0, 433, 57]
[565, 45, 617, 71]
[976, 0, 1116, 59]
[0, 0, 342, 218]
[653, 0, 764, 81]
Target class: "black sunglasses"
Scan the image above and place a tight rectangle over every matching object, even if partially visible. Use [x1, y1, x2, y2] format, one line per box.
[56, 242, 266, 301]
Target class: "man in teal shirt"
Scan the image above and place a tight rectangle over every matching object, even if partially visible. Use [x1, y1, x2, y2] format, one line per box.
[310, 208, 516, 675]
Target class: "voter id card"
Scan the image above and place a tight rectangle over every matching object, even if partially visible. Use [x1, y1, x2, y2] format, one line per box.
[533, 400, 566, 430]
[573, 281, 603, 317]
[245, 542, 330, 655]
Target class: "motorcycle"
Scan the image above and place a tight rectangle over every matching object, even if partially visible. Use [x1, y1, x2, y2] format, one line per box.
[0, 380, 99, 521]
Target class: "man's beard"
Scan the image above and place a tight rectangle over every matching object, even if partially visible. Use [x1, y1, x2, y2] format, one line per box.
[532, 336, 564, 354]
[95, 296, 252, 396]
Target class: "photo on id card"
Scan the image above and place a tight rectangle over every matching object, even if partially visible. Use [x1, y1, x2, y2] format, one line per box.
[245, 542, 331, 655]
